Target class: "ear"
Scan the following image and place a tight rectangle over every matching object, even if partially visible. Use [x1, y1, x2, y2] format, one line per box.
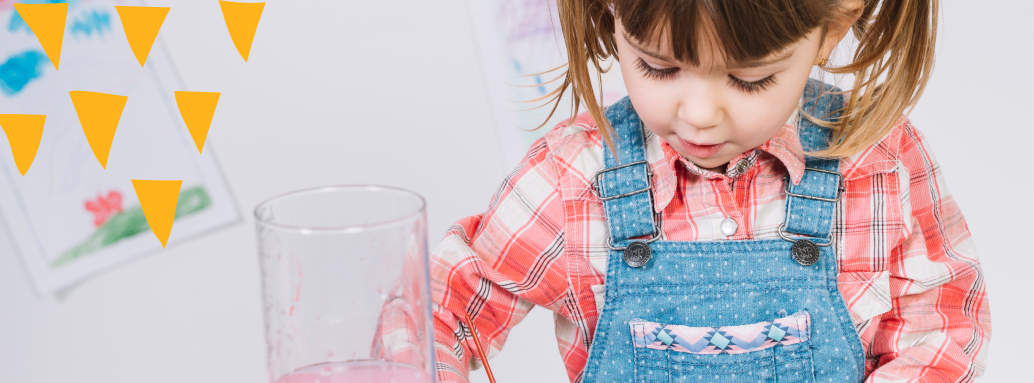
[816, 0, 865, 65]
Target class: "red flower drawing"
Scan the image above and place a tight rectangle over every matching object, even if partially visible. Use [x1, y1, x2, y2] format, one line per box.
[85, 190, 124, 228]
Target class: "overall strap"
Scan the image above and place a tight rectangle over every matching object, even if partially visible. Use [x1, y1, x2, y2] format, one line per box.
[782, 157, 842, 241]
[595, 97, 658, 243]
[781, 79, 846, 243]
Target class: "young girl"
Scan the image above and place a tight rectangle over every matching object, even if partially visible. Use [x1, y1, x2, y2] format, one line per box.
[429, 0, 990, 382]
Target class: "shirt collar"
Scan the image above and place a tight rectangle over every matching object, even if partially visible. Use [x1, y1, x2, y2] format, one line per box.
[645, 110, 807, 213]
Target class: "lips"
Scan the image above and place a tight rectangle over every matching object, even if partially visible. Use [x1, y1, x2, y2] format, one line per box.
[677, 137, 725, 158]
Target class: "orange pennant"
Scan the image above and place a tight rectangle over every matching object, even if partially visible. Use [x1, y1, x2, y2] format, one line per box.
[114, 6, 171, 67]
[69, 91, 129, 169]
[0, 114, 46, 176]
[174, 91, 221, 153]
[219, 1, 265, 62]
[131, 179, 183, 248]
[13, 3, 68, 71]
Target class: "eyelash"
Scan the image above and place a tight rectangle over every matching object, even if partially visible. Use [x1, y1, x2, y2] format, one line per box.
[634, 58, 679, 80]
[728, 74, 777, 94]
[633, 58, 778, 94]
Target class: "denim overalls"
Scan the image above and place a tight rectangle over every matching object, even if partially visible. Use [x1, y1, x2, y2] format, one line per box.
[581, 80, 866, 383]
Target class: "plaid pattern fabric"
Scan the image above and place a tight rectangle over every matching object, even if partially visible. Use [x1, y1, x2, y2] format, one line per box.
[427, 113, 990, 383]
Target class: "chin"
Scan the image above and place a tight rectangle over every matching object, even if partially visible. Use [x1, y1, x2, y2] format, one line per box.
[698, 161, 729, 170]
[683, 156, 726, 170]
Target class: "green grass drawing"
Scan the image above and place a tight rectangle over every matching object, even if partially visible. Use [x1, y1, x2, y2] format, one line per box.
[50, 186, 212, 268]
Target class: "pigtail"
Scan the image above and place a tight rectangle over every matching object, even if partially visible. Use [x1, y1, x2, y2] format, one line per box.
[818, 0, 938, 157]
[546, 0, 619, 154]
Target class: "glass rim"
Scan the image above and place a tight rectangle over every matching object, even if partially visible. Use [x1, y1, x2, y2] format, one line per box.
[253, 184, 426, 233]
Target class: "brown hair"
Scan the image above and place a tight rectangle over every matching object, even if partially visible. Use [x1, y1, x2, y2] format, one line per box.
[544, 0, 938, 158]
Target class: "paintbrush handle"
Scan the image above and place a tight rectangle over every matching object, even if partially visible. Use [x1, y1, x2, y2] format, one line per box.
[464, 313, 498, 383]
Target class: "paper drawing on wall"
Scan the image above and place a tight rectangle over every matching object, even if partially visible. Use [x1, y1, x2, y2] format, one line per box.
[0, 0, 238, 295]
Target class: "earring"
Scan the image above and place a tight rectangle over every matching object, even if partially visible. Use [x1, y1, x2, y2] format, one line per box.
[818, 57, 829, 67]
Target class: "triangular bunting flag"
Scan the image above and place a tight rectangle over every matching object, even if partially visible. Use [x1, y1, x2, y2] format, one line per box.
[114, 6, 171, 67]
[174, 91, 221, 153]
[0, 114, 46, 176]
[13, 3, 68, 71]
[219, 1, 265, 62]
[69, 91, 129, 169]
[131, 179, 182, 248]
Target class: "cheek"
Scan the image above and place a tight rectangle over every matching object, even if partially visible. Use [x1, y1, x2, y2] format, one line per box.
[724, 95, 793, 144]
[619, 60, 653, 104]
[728, 75, 807, 138]
[618, 63, 678, 132]
[626, 92, 675, 137]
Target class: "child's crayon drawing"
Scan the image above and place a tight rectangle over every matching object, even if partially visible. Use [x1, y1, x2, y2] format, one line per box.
[0, 0, 238, 295]
[465, 0, 628, 169]
[54, 186, 211, 267]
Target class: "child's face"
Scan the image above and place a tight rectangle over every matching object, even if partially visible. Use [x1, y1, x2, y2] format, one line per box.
[615, 19, 826, 172]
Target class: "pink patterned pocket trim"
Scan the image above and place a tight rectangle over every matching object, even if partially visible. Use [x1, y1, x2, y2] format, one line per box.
[628, 311, 810, 355]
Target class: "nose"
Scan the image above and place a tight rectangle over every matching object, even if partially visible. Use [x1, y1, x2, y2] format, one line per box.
[676, 79, 724, 130]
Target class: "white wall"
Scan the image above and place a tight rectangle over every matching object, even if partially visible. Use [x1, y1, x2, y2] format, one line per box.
[0, 0, 1026, 382]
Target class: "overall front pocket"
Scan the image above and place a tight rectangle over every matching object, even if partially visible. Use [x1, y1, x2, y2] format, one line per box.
[628, 311, 815, 383]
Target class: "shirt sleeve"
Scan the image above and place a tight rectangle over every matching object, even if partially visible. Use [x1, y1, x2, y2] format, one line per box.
[430, 137, 569, 383]
[865, 123, 992, 382]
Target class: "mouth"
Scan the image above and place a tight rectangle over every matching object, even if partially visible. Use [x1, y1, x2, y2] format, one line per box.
[677, 137, 725, 158]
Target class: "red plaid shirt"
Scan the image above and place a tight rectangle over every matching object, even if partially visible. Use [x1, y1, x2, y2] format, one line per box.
[426, 112, 990, 383]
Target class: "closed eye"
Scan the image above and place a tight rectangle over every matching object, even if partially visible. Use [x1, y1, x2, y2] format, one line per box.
[728, 75, 777, 94]
[635, 56, 778, 94]
[634, 58, 679, 81]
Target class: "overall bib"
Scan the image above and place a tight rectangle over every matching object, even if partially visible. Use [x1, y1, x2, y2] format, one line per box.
[581, 81, 866, 383]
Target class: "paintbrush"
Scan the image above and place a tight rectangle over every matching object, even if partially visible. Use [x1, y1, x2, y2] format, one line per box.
[463, 313, 498, 383]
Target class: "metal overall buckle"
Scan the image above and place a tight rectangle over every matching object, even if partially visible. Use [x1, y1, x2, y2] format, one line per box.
[592, 160, 662, 268]
[778, 167, 845, 266]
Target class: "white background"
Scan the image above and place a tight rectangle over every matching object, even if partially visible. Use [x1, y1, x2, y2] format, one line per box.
[0, 0, 1028, 382]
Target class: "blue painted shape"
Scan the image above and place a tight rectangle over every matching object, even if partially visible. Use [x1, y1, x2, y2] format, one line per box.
[534, 74, 545, 95]
[0, 50, 50, 96]
[69, 8, 110, 38]
[9, 8, 31, 33]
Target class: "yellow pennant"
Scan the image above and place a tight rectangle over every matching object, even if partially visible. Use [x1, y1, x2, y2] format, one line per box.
[131, 180, 182, 248]
[13, 3, 68, 71]
[114, 6, 171, 67]
[219, 1, 265, 62]
[174, 91, 221, 154]
[69, 91, 129, 169]
[0, 114, 46, 176]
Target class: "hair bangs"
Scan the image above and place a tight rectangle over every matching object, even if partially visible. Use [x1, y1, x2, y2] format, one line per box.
[615, 0, 830, 68]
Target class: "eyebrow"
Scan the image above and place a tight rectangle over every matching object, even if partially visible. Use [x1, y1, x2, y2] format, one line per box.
[623, 31, 796, 70]
[625, 33, 674, 62]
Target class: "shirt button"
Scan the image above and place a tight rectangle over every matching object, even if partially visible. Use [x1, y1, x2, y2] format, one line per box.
[733, 159, 749, 174]
[720, 218, 738, 236]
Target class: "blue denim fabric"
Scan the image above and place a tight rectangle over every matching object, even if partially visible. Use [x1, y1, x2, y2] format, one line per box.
[582, 79, 865, 383]
[784, 80, 844, 241]
[595, 100, 656, 241]
[784, 159, 840, 241]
